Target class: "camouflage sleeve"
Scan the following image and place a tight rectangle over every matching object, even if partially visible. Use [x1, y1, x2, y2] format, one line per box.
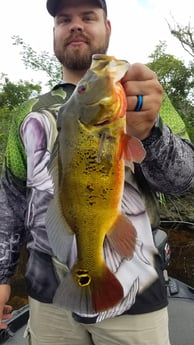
[140, 124, 194, 194]
[0, 171, 26, 284]
[0, 108, 56, 283]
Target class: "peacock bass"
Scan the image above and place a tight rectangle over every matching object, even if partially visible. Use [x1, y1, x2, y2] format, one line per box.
[46, 54, 146, 313]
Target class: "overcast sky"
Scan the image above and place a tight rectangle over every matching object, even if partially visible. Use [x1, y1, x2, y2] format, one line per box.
[0, 0, 193, 89]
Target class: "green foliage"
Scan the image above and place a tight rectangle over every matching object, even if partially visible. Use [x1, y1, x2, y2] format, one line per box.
[0, 75, 41, 110]
[0, 76, 42, 173]
[147, 41, 194, 142]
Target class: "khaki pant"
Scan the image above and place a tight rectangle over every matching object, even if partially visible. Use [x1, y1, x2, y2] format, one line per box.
[25, 297, 171, 345]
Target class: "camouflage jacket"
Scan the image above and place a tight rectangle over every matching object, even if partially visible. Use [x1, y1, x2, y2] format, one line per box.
[0, 83, 193, 319]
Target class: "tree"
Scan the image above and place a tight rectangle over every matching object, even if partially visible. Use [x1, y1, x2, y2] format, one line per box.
[147, 41, 194, 142]
[0, 75, 41, 110]
[167, 17, 194, 58]
[0, 75, 42, 172]
[12, 35, 62, 88]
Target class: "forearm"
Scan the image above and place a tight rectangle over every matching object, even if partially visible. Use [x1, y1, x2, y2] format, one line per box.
[140, 125, 194, 194]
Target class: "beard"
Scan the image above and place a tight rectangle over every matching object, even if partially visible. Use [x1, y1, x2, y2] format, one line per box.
[54, 31, 110, 71]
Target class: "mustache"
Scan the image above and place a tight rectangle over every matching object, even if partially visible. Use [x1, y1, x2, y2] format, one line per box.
[64, 34, 89, 45]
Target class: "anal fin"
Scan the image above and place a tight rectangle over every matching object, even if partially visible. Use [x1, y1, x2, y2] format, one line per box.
[107, 214, 137, 257]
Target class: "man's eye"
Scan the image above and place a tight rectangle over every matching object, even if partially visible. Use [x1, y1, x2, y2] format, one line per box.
[83, 15, 94, 22]
[63, 17, 71, 24]
[58, 16, 71, 24]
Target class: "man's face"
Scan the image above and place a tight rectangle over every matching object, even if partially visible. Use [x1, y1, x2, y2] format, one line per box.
[53, 0, 111, 71]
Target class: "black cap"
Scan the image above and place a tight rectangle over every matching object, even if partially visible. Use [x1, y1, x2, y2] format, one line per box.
[46, 0, 107, 17]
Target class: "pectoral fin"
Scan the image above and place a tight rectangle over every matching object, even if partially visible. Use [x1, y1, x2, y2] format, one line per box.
[121, 134, 146, 170]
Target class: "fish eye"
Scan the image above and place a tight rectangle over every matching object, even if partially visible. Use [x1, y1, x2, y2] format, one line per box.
[77, 83, 88, 94]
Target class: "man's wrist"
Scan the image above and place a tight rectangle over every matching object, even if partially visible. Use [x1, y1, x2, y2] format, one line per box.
[142, 116, 163, 147]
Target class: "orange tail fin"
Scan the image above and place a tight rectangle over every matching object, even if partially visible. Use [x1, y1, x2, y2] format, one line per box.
[92, 265, 123, 312]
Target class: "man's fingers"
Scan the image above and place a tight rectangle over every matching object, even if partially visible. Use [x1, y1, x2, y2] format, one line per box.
[123, 79, 162, 97]
[0, 304, 13, 329]
[3, 305, 13, 318]
[126, 95, 148, 112]
[122, 63, 157, 82]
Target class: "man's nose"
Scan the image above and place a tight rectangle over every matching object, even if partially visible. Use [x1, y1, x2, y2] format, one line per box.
[69, 19, 84, 32]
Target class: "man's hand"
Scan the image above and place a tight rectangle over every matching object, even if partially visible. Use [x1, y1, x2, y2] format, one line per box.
[121, 63, 163, 140]
[0, 284, 12, 329]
